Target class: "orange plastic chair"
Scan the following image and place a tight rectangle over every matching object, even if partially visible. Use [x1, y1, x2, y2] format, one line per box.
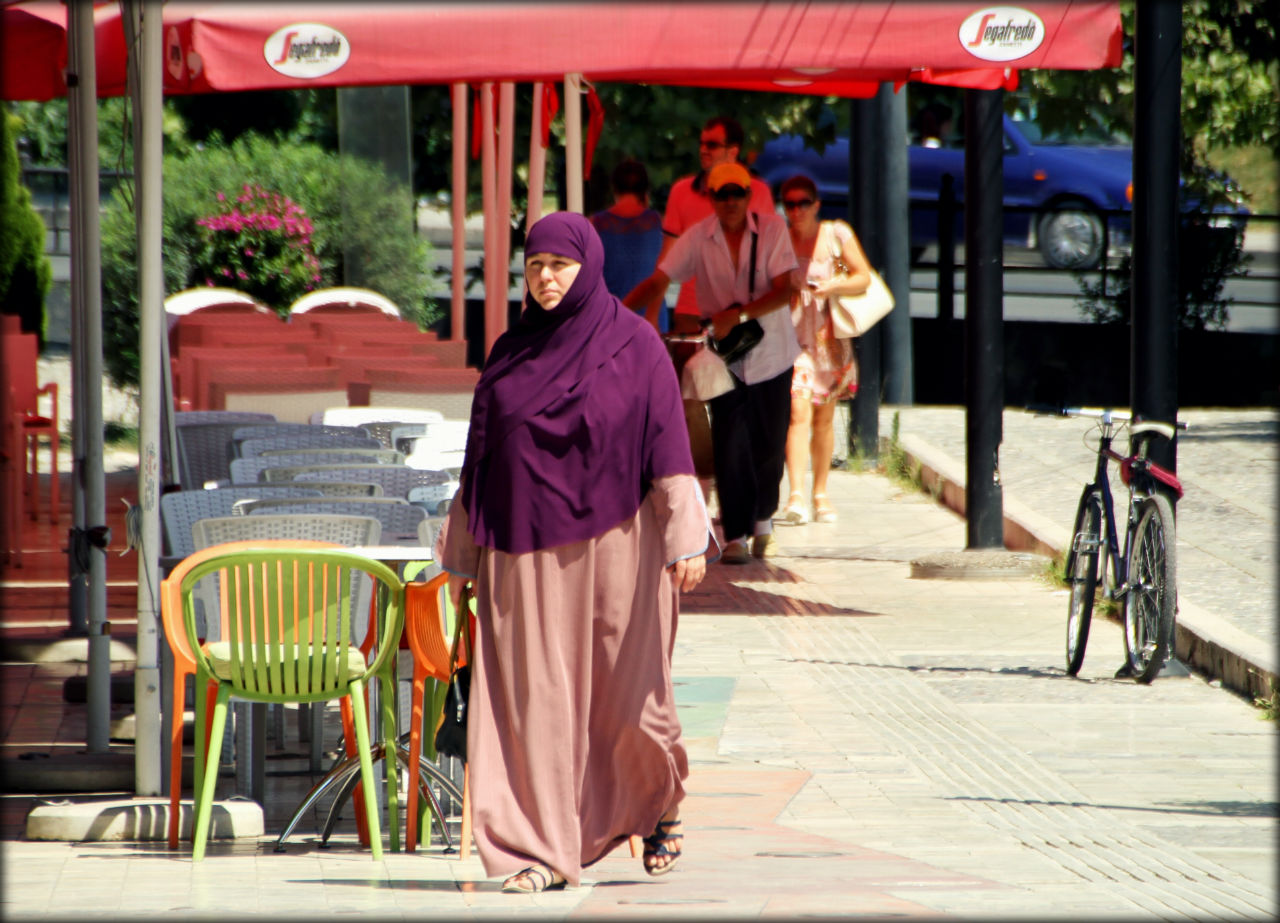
[403, 573, 473, 854]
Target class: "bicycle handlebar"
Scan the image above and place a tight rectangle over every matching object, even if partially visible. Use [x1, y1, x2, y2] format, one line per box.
[1027, 405, 1187, 435]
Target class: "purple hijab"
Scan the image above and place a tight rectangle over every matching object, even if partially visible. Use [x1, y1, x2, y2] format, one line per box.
[459, 212, 694, 554]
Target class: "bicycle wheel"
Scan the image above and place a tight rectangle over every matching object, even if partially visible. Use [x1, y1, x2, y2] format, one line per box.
[1123, 493, 1177, 683]
[1065, 490, 1104, 675]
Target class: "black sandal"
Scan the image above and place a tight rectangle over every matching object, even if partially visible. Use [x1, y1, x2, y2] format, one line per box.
[642, 818, 683, 876]
[501, 864, 566, 893]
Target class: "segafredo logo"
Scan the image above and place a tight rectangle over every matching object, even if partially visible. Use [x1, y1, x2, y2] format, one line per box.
[264, 23, 350, 78]
[960, 7, 1045, 61]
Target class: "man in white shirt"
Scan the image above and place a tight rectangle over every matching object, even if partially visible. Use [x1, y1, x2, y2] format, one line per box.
[626, 163, 799, 564]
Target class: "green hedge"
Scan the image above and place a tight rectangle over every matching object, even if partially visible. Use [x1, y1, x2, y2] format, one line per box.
[0, 108, 53, 345]
[101, 133, 440, 387]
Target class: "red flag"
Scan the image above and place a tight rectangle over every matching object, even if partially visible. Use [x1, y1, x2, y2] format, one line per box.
[471, 85, 482, 160]
[541, 83, 560, 149]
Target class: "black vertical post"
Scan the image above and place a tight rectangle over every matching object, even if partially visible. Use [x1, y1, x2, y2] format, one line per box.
[937, 174, 956, 322]
[849, 94, 881, 463]
[879, 84, 913, 404]
[1131, 1, 1181, 480]
[963, 88, 1005, 549]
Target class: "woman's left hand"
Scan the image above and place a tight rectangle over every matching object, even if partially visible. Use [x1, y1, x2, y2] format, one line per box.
[809, 277, 844, 300]
[669, 554, 706, 592]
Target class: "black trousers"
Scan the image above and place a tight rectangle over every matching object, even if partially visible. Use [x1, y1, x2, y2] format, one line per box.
[708, 367, 792, 545]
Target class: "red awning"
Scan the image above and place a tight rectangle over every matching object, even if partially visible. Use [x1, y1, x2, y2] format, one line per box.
[3, 1, 1122, 101]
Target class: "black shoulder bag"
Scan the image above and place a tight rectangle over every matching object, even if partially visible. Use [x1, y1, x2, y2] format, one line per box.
[705, 228, 763, 366]
[434, 586, 473, 761]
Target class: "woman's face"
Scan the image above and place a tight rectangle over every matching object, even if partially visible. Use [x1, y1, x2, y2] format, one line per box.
[525, 252, 582, 309]
[782, 189, 820, 230]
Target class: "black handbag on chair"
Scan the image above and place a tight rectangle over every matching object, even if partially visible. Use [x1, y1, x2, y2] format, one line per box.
[434, 586, 473, 761]
[705, 228, 763, 366]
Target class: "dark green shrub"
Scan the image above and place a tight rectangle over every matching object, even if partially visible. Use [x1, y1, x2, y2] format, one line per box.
[101, 133, 440, 387]
[1076, 165, 1251, 332]
[0, 107, 53, 345]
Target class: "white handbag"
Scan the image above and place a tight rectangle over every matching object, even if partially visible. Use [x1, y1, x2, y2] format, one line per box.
[824, 222, 894, 339]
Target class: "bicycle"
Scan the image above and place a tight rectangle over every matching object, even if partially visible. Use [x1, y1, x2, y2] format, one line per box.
[1059, 407, 1187, 682]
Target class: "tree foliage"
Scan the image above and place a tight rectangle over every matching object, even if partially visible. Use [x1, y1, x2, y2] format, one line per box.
[1023, 0, 1278, 163]
[0, 107, 52, 343]
[408, 82, 830, 218]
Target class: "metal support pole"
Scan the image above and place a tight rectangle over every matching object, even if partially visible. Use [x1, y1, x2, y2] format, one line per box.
[450, 83, 467, 343]
[963, 88, 1005, 549]
[131, 0, 163, 794]
[69, 0, 110, 751]
[496, 82, 516, 328]
[1130, 0, 1181, 479]
[527, 82, 546, 229]
[848, 95, 881, 463]
[879, 84, 912, 405]
[937, 174, 957, 322]
[480, 83, 499, 357]
[563, 73, 583, 214]
[65, 36, 87, 638]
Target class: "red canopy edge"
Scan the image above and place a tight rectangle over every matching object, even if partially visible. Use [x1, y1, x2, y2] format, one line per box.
[2, 1, 1122, 101]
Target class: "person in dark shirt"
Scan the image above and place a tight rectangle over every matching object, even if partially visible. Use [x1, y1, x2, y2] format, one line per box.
[589, 159, 669, 332]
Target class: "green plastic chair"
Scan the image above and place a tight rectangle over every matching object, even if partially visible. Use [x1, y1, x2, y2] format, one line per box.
[161, 542, 406, 861]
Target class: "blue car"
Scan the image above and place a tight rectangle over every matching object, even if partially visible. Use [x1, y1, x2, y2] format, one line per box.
[753, 111, 1138, 269]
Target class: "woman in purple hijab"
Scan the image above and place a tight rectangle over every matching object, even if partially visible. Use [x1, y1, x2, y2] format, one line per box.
[436, 212, 715, 892]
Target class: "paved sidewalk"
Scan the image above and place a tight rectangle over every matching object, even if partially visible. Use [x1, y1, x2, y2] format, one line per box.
[3, 456, 1275, 919]
[879, 405, 1278, 700]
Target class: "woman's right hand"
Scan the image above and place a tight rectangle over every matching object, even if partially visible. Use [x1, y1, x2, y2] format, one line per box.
[447, 574, 472, 612]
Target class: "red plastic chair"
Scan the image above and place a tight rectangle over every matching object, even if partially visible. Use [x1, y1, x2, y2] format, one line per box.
[1, 316, 58, 524]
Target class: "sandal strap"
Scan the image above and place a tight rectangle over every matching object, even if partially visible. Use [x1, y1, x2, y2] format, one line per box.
[508, 865, 558, 892]
[643, 836, 683, 859]
[643, 819, 684, 858]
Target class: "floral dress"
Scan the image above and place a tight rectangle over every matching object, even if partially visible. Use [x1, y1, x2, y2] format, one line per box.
[790, 220, 858, 405]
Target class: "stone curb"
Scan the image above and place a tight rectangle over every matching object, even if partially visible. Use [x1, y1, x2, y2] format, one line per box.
[25, 796, 263, 842]
[890, 431, 1277, 702]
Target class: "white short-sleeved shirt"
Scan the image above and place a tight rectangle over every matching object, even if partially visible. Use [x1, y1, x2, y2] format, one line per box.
[659, 210, 800, 385]
[662, 174, 774, 316]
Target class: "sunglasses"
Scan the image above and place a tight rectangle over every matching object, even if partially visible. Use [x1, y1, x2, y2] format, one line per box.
[699, 140, 727, 150]
[783, 198, 815, 210]
[712, 187, 748, 202]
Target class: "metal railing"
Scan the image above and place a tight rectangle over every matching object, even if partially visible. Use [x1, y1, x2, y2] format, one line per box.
[21, 165, 132, 256]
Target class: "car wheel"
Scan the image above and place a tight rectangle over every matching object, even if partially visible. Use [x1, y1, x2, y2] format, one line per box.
[1038, 204, 1105, 269]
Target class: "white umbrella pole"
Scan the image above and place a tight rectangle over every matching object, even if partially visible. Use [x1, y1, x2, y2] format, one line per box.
[527, 82, 545, 228]
[132, 0, 164, 795]
[450, 83, 466, 343]
[496, 82, 515, 331]
[68, 0, 109, 752]
[480, 83, 499, 357]
[563, 73, 583, 213]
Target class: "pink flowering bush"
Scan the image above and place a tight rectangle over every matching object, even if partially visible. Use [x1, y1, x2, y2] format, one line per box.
[101, 136, 437, 388]
[192, 183, 321, 313]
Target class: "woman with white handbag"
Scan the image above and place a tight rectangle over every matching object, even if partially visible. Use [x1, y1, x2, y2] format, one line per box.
[778, 175, 875, 525]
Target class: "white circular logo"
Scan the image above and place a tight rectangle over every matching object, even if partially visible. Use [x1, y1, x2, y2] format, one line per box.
[959, 7, 1045, 62]
[263, 23, 350, 79]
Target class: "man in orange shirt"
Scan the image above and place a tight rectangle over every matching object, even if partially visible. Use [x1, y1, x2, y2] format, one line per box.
[660, 115, 775, 333]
